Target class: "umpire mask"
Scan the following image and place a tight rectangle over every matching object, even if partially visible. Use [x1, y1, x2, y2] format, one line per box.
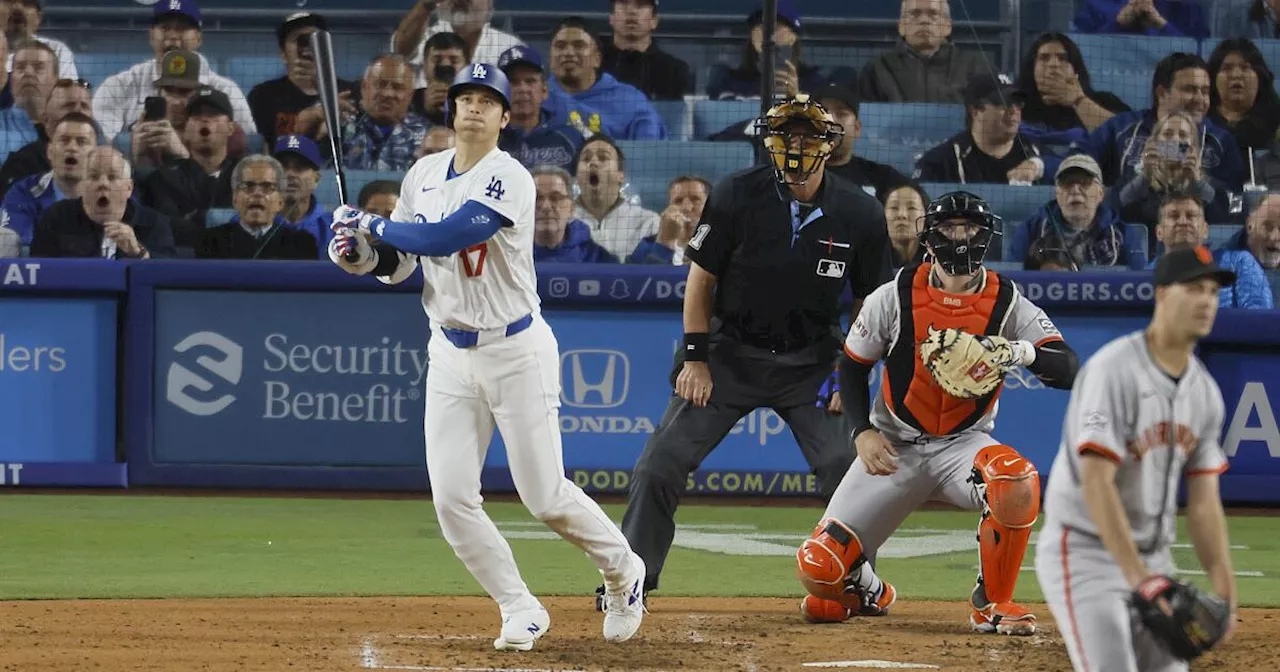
[919, 191, 1002, 276]
[757, 94, 843, 186]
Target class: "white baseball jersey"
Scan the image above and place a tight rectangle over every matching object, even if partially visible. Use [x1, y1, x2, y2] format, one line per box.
[1042, 331, 1228, 551]
[382, 146, 541, 331]
[844, 267, 1062, 444]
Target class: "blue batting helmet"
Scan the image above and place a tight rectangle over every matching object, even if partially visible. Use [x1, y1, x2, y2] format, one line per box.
[446, 62, 511, 128]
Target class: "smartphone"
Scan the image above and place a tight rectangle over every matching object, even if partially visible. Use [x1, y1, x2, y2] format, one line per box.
[143, 96, 166, 122]
[1155, 140, 1191, 161]
[433, 63, 458, 84]
[775, 43, 794, 66]
[295, 34, 314, 60]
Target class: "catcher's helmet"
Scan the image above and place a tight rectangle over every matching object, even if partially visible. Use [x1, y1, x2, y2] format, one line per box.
[919, 191, 1002, 276]
[446, 62, 511, 129]
[755, 94, 844, 185]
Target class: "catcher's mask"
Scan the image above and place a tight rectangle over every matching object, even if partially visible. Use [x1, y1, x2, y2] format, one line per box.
[756, 94, 844, 186]
[920, 191, 1002, 276]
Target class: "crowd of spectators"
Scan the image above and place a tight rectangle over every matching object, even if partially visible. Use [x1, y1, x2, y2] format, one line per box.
[0, 0, 1274, 309]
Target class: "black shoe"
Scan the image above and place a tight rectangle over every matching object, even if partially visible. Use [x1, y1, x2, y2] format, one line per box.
[594, 584, 649, 612]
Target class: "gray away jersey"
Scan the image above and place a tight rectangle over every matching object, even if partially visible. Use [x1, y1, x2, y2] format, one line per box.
[1042, 331, 1228, 551]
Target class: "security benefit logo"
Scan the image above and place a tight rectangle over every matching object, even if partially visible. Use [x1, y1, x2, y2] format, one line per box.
[165, 330, 428, 424]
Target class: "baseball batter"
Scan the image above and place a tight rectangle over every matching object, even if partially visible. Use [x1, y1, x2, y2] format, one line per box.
[795, 191, 1080, 634]
[326, 63, 645, 652]
[1036, 245, 1239, 671]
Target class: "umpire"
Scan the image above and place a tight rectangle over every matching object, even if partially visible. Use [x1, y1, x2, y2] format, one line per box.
[595, 94, 894, 607]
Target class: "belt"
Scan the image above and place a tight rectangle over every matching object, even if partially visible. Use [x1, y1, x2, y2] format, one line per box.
[439, 314, 533, 349]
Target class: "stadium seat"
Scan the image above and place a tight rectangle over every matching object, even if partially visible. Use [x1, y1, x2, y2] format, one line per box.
[205, 208, 237, 227]
[1268, 271, 1280, 303]
[78, 53, 151, 88]
[1124, 223, 1150, 268]
[616, 140, 755, 191]
[692, 100, 759, 140]
[315, 169, 391, 208]
[1201, 38, 1280, 69]
[855, 141, 923, 177]
[919, 182, 1055, 230]
[1208, 223, 1241, 249]
[858, 103, 964, 147]
[652, 99, 693, 142]
[225, 57, 283, 89]
[1071, 33, 1198, 112]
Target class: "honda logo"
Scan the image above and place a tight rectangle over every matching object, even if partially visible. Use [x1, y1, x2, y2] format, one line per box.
[561, 350, 629, 408]
[166, 331, 243, 416]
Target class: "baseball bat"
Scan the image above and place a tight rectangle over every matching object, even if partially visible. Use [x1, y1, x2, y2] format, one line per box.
[309, 29, 359, 261]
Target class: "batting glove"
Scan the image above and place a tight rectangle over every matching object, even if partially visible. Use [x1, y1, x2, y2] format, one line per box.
[331, 205, 386, 236]
[328, 228, 377, 275]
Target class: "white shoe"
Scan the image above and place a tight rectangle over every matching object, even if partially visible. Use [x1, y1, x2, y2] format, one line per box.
[602, 555, 646, 643]
[493, 606, 550, 652]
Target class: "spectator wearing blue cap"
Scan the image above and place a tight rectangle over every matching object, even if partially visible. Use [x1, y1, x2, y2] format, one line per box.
[0, 111, 95, 245]
[602, 0, 690, 101]
[248, 12, 357, 149]
[273, 134, 331, 257]
[496, 46, 590, 173]
[1, 0, 78, 81]
[707, 1, 826, 101]
[858, 0, 988, 104]
[1074, 0, 1208, 39]
[547, 17, 666, 140]
[92, 0, 256, 141]
[391, 0, 524, 89]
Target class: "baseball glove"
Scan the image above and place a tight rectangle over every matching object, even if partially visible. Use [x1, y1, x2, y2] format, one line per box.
[917, 326, 1016, 399]
[1130, 575, 1232, 661]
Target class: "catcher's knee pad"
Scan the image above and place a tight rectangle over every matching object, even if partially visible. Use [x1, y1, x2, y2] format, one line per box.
[796, 517, 867, 602]
[972, 444, 1040, 529]
[972, 445, 1040, 604]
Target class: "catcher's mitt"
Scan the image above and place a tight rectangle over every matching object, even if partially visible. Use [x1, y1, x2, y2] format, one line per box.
[917, 326, 1016, 399]
[1130, 575, 1231, 660]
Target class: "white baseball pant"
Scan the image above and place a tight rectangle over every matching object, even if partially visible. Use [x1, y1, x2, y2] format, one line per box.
[423, 315, 635, 615]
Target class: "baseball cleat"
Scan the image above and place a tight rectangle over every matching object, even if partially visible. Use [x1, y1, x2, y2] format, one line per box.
[800, 594, 852, 623]
[970, 600, 1036, 635]
[601, 555, 646, 643]
[594, 583, 648, 612]
[493, 606, 550, 651]
[856, 581, 897, 617]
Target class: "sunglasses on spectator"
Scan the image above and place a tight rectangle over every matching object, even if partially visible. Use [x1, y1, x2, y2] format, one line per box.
[56, 78, 92, 91]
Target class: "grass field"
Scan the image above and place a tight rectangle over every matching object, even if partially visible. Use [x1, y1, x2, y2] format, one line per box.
[3, 493, 1278, 607]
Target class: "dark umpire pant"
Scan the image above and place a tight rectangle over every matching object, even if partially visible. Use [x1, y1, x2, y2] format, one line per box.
[621, 334, 854, 591]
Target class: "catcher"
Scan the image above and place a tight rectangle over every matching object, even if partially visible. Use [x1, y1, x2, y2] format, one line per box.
[1035, 245, 1238, 670]
[795, 190, 1079, 634]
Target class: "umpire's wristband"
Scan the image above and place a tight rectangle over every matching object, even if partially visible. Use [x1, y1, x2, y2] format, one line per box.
[683, 332, 709, 362]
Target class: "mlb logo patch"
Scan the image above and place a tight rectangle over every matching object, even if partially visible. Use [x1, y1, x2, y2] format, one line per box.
[816, 259, 845, 278]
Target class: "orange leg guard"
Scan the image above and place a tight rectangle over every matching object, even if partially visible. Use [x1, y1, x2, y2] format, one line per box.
[971, 444, 1040, 605]
[795, 517, 867, 609]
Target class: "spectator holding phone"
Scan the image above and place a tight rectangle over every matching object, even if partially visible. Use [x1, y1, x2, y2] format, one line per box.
[1113, 109, 1233, 237]
[248, 13, 357, 149]
[411, 31, 467, 126]
[130, 49, 202, 170]
[708, 1, 825, 101]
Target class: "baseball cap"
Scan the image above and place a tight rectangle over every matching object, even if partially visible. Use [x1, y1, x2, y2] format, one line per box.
[812, 83, 860, 115]
[152, 0, 202, 29]
[277, 12, 328, 46]
[155, 49, 201, 89]
[963, 73, 1026, 107]
[748, 0, 801, 32]
[1154, 245, 1237, 287]
[186, 86, 232, 118]
[1055, 154, 1102, 184]
[497, 46, 543, 74]
[273, 134, 323, 170]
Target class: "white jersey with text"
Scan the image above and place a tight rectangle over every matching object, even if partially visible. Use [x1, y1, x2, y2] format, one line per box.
[384, 146, 540, 331]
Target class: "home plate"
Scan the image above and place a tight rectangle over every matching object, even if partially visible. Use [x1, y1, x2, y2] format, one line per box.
[802, 662, 940, 669]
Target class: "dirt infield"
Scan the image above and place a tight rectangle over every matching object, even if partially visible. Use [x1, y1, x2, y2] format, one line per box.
[1, 596, 1276, 671]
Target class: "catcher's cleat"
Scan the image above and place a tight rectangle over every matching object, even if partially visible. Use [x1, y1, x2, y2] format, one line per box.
[594, 584, 648, 612]
[800, 595, 852, 623]
[856, 580, 897, 617]
[970, 598, 1037, 636]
